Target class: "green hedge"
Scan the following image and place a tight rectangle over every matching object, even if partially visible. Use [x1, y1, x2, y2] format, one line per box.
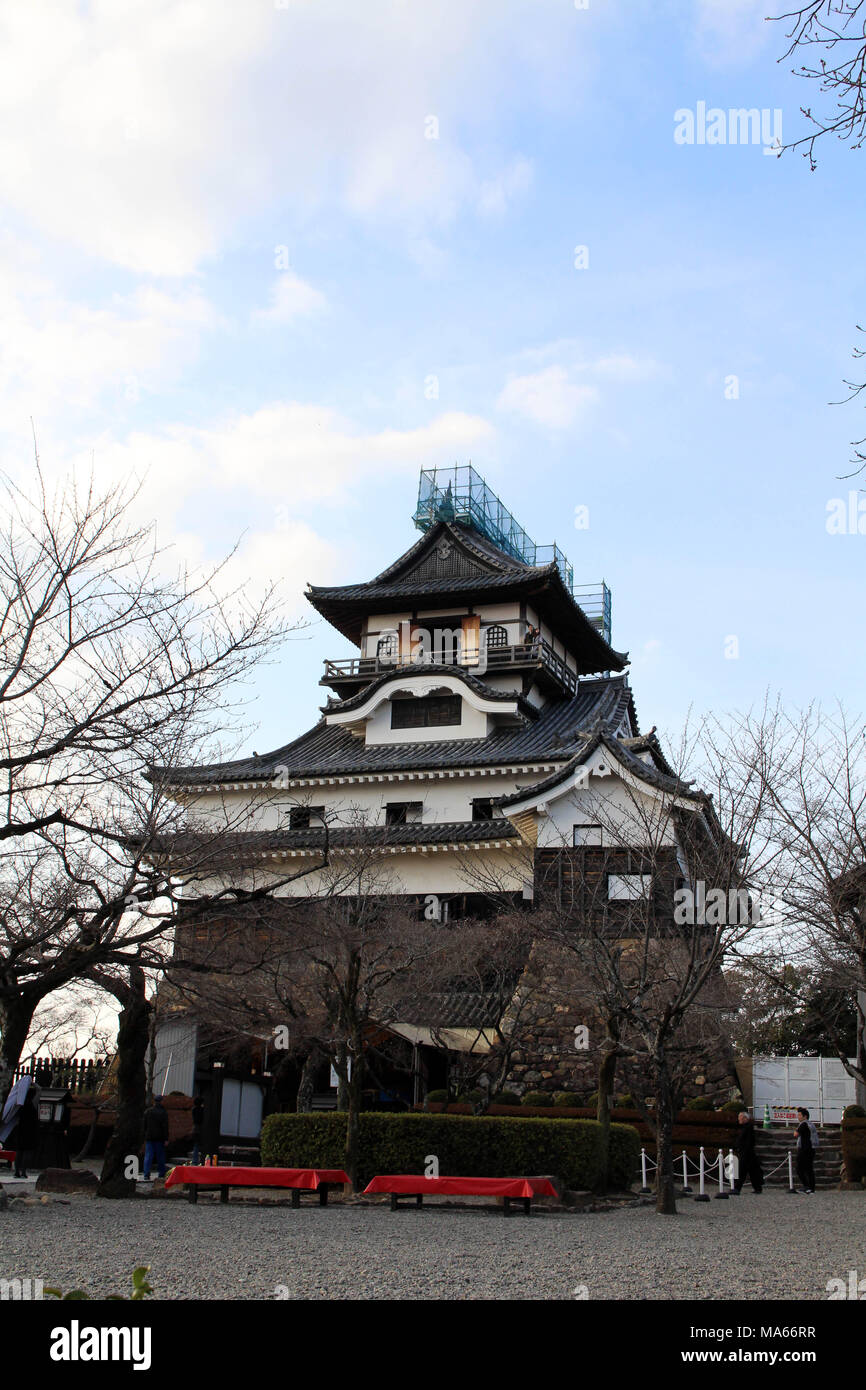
[260, 1111, 640, 1191]
[842, 1119, 866, 1183]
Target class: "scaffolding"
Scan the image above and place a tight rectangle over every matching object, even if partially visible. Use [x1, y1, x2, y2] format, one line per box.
[413, 465, 612, 644]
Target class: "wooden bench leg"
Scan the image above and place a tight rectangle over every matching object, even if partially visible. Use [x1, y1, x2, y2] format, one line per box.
[220, 1186, 229, 1204]
[523, 1198, 531, 1216]
[318, 1187, 329, 1206]
[390, 1194, 399, 1211]
[291, 1189, 301, 1209]
[187, 1185, 198, 1205]
[503, 1197, 511, 1216]
[416, 1194, 423, 1208]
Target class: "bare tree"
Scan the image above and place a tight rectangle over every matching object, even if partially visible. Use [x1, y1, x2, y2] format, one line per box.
[773, 1, 866, 167]
[521, 728, 768, 1213]
[770, 3, 866, 468]
[704, 700, 866, 1096]
[0, 459, 298, 1095]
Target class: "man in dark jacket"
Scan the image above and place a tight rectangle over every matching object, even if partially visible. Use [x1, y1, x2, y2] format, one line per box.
[733, 1111, 763, 1193]
[795, 1107, 816, 1193]
[143, 1096, 169, 1180]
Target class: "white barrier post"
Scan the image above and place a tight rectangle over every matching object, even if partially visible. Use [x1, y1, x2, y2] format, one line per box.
[680, 1149, 692, 1197]
[640, 1148, 652, 1194]
[695, 1146, 710, 1202]
[714, 1147, 729, 1199]
[728, 1148, 740, 1195]
[787, 1151, 797, 1194]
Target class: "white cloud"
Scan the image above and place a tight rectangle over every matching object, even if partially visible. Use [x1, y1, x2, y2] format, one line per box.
[252, 274, 327, 324]
[497, 366, 599, 430]
[0, 241, 220, 413]
[0, 0, 568, 276]
[477, 157, 534, 218]
[54, 404, 496, 585]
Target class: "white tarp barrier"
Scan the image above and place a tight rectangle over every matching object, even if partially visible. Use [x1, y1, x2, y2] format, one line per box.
[752, 1056, 856, 1124]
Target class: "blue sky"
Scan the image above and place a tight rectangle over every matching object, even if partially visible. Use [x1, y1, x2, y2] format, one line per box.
[3, 0, 865, 760]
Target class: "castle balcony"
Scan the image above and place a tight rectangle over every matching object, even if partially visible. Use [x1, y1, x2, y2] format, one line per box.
[321, 637, 578, 698]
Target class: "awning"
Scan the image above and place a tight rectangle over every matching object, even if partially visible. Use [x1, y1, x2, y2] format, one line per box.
[386, 1022, 498, 1055]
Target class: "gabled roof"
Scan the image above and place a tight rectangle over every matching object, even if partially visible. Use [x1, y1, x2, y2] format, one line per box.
[498, 726, 704, 810]
[306, 520, 628, 674]
[151, 675, 637, 788]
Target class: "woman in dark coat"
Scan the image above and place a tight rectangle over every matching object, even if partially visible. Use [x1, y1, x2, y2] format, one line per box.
[733, 1110, 764, 1193]
[13, 1088, 39, 1178]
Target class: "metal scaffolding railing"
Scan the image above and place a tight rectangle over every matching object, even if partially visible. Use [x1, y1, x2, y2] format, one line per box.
[413, 465, 612, 644]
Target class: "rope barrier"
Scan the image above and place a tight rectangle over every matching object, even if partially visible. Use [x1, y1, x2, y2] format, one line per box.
[637, 1145, 799, 1198]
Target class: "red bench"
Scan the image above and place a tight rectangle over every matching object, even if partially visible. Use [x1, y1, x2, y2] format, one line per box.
[165, 1165, 350, 1206]
[0, 1149, 14, 1168]
[363, 1174, 557, 1216]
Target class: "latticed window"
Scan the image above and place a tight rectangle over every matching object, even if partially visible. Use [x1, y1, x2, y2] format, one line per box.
[391, 694, 462, 729]
[485, 624, 508, 649]
[376, 633, 397, 662]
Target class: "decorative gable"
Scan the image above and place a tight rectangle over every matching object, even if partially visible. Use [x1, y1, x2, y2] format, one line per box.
[402, 536, 492, 583]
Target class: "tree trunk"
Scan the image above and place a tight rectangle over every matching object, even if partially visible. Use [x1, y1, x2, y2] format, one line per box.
[335, 1043, 349, 1110]
[0, 995, 37, 1102]
[296, 1049, 319, 1113]
[344, 1033, 363, 1192]
[75, 1104, 105, 1162]
[97, 969, 151, 1199]
[595, 1043, 618, 1196]
[654, 1056, 678, 1215]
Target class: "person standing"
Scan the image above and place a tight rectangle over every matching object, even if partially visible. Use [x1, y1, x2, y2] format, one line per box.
[733, 1110, 764, 1193]
[142, 1095, 169, 1180]
[795, 1106, 816, 1193]
[13, 1087, 39, 1178]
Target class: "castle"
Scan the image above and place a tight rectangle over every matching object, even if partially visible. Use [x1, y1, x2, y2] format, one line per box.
[151, 467, 738, 1145]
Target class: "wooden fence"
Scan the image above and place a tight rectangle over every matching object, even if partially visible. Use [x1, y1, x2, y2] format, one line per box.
[12, 1056, 111, 1095]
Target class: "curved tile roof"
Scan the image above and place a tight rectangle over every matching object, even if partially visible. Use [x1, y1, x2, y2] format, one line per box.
[152, 675, 637, 787]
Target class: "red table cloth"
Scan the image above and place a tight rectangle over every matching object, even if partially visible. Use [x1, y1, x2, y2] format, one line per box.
[165, 1166, 349, 1190]
[363, 1175, 556, 1198]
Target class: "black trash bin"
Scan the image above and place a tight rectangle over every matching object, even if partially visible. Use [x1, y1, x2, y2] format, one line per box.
[34, 1087, 72, 1169]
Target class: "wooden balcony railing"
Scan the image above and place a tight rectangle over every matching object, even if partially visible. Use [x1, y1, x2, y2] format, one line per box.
[322, 638, 577, 695]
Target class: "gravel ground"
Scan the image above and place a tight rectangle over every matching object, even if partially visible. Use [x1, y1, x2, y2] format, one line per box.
[1, 1190, 864, 1300]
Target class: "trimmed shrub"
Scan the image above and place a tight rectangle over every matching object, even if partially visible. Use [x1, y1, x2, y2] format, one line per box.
[260, 1111, 641, 1192]
[684, 1097, 714, 1110]
[522, 1091, 551, 1107]
[843, 1104, 866, 1120]
[616, 1093, 634, 1108]
[842, 1117, 866, 1183]
[554, 1092, 583, 1108]
[494, 1092, 522, 1108]
[425, 1090, 448, 1104]
[719, 1100, 745, 1114]
[456, 1090, 484, 1105]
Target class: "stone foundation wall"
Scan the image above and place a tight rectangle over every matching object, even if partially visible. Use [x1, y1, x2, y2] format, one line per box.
[499, 938, 741, 1105]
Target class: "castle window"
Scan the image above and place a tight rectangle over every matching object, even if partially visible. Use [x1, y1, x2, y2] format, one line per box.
[288, 805, 324, 829]
[573, 824, 603, 847]
[607, 873, 652, 901]
[391, 694, 461, 729]
[485, 624, 509, 649]
[471, 797, 496, 821]
[376, 633, 398, 662]
[385, 801, 423, 826]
